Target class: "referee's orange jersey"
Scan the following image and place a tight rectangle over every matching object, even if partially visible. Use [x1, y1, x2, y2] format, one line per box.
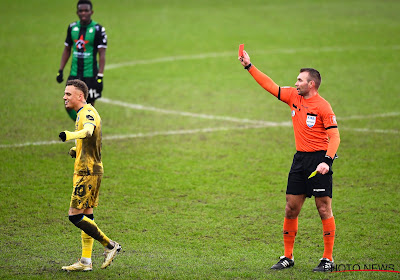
[248, 66, 340, 159]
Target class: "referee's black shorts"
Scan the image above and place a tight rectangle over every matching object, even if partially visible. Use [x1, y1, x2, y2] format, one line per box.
[68, 76, 102, 104]
[286, 151, 333, 198]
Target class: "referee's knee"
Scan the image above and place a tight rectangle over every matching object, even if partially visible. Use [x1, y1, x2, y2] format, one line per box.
[317, 205, 332, 219]
[285, 205, 301, 219]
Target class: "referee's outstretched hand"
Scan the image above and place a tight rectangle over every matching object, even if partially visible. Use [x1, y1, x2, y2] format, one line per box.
[238, 50, 251, 68]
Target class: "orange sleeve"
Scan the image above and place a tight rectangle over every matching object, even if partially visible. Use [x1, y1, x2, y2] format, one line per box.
[326, 127, 340, 160]
[248, 65, 280, 97]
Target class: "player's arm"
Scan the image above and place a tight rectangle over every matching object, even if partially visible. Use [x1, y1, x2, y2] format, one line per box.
[98, 48, 106, 75]
[59, 123, 95, 142]
[238, 50, 280, 97]
[96, 48, 106, 91]
[59, 45, 71, 72]
[96, 25, 107, 83]
[57, 25, 73, 83]
[56, 46, 71, 83]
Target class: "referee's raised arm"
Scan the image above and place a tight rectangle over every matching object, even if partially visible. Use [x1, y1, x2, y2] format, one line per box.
[238, 50, 280, 98]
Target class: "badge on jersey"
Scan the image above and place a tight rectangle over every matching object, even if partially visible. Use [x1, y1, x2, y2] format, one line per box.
[306, 114, 317, 128]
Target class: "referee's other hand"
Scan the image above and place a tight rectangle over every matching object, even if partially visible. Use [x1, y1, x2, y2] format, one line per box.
[316, 162, 330, 175]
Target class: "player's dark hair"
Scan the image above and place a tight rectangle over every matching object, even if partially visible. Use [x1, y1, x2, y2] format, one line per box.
[66, 79, 89, 100]
[77, 0, 93, 10]
[300, 68, 321, 89]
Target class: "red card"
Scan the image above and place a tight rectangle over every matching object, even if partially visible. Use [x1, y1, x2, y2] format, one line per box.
[238, 44, 244, 57]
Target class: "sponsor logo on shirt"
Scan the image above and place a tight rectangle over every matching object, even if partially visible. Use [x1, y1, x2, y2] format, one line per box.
[74, 34, 89, 51]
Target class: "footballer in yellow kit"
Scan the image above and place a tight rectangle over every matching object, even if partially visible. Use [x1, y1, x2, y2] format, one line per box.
[59, 79, 121, 271]
[71, 103, 103, 209]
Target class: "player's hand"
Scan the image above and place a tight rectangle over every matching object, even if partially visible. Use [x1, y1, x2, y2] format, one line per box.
[56, 69, 64, 83]
[59, 131, 67, 142]
[96, 74, 103, 92]
[59, 131, 72, 142]
[69, 147, 76, 158]
[238, 50, 251, 67]
[316, 162, 330, 175]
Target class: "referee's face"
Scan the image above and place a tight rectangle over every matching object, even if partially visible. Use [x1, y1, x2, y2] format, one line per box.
[295, 72, 312, 96]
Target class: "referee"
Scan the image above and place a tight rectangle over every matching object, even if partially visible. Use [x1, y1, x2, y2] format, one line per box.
[239, 49, 340, 272]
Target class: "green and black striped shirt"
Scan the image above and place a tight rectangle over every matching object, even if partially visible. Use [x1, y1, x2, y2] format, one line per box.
[64, 20, 107, 78]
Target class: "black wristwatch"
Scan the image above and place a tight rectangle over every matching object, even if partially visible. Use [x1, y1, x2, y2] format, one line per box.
[244, 63, 253, 70]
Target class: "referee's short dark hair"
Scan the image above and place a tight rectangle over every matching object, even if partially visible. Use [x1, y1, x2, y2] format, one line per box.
[77, 0, 93, 10]
[66, 79, 89, 100]
[300, 68, 321, 89]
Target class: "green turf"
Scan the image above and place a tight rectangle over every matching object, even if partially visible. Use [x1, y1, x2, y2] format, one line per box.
[0, 0, 399, 279]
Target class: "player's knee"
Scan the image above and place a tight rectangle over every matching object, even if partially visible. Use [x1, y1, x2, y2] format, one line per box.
[69, 214, 84, 225]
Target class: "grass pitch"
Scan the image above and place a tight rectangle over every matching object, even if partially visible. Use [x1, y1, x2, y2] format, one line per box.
[0, 0, 399, 279]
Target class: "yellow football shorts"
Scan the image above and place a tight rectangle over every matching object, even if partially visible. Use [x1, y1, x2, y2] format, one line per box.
[70, 174, 102, 209]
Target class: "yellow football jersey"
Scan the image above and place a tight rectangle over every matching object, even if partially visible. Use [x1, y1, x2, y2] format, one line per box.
[74, 104, 103, 175]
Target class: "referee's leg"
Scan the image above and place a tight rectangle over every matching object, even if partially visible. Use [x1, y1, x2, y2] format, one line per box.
[315, 196, 336, 264]
[283, 194, 306, 258]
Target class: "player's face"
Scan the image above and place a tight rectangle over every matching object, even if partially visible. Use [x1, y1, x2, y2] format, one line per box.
[77, 4, 93, 24]
[63, 85, 84, 111]
[295, 72, 312, 96]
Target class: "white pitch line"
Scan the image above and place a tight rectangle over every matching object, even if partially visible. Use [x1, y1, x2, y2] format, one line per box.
[341, 127, 399, 134]
[106, 45, 400, 70]
[104, 124, 271, 140]
[1, 123, 398, 149]
[0, 124, 277, 149]
[339, 112, 400, 120]
[98, 97, 291, 126]
[99, 97, 400, 124]
[106, 52, 234, 70]
[1, 98, 399, 149]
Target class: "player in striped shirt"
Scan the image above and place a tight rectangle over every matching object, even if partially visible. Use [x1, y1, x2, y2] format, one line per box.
[56, 0, 107, 121]
[239, 49, 340, 272]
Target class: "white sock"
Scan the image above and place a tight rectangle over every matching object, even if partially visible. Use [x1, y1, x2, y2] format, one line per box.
[80, 257, 91, 265]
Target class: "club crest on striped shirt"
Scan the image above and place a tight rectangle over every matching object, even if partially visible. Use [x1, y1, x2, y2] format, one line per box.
[306, 115, 316, 128]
